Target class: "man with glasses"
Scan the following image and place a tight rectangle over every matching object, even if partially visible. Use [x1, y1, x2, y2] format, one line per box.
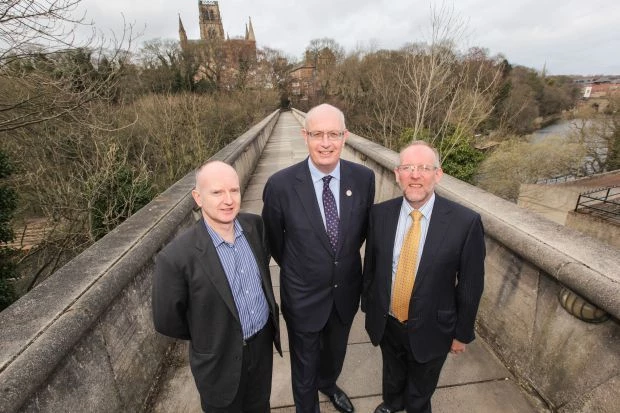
[362, 141, 485, 413]
[262, 104, 375, 413]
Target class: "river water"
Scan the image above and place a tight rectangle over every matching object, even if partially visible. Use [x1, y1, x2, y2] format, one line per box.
[530, 119, 608, 178]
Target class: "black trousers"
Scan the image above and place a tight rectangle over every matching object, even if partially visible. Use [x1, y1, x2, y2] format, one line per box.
[287, 306, 352, 413]
[203, 323, 274, 413]
[380, 316, 447, 413]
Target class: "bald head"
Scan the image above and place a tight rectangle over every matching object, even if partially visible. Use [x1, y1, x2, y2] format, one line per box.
[192, 161, 241, 227]
[195, 161, 238, 192]
[400, 141, 441, 167]
[304, 104, 346, 130]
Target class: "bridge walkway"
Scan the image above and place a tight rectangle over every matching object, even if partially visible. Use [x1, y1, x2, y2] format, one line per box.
[151, 111, 539, 412]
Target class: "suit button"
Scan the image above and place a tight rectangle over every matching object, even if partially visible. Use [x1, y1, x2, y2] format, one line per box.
[334, 261, 338, 265]
[334, 284, 338, 288]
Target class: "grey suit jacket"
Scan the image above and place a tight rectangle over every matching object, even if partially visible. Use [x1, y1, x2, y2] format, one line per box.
[152, 213, 281, 407]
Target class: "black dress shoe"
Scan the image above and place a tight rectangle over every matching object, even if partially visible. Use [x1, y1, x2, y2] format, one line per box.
[374, 402, 402, 413]
[326, 386, 354, 413]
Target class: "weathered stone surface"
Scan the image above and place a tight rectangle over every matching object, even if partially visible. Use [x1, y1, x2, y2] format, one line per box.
[99, 265, 170, 411]
[528, 275, 619, 409]
[559, 374, 620, 413]
[477, 237, 620, 411]
[19, 331, 122, 413]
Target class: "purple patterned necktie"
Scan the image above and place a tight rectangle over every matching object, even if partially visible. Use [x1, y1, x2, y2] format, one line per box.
[322, 175, 339, 252]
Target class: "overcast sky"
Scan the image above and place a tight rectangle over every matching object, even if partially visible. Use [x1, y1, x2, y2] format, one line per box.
[77, 0, 620, 76]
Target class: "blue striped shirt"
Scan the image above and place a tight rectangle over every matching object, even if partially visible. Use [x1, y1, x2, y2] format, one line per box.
[205, 219, 269, 340]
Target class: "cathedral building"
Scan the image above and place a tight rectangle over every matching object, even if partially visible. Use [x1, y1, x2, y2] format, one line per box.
[179, 1, 257, 89]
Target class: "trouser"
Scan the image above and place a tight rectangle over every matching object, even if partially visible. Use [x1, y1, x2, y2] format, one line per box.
[287, 306, 352, 413]
[203, 322, 274, 413]
[380, 316, 447, 413]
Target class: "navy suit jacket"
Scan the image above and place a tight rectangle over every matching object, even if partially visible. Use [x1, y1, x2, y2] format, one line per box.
[362, 195, 485, 362]
[152, 213, 281, 408]
[262, 158, 375, 332]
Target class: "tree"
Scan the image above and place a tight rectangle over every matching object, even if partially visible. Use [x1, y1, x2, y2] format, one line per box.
[334, 4, 503, 165]
[0, 150, 17, 310]
[569, 99, 620, 174]
[476, 136, 586, 201]
[605, 95, 620, 170]
[304, 38, 345, 100]
[256, 47, 293, 92]
[0, 0, 133, 132]
[138, 38, 194, 93]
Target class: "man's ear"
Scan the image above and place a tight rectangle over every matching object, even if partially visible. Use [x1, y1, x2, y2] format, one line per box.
[191, 189, 202, 207]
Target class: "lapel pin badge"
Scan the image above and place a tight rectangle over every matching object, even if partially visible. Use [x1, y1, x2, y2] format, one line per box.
[346, 189, 352, 197]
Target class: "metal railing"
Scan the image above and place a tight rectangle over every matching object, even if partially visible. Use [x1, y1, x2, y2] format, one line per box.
[574, 185, 620, 224]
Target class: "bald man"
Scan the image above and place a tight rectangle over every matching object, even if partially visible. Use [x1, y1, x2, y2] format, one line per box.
[153, 161, 281, 413]
[262, 104, 375, 413]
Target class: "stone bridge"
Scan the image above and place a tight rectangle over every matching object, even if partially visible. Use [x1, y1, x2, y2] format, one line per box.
[0, 110, 618, 413]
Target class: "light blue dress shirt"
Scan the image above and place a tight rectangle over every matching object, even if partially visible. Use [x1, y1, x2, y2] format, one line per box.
[308, 158, 341, 227]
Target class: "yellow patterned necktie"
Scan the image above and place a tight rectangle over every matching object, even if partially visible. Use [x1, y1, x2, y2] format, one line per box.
[392, 210, 423, 322]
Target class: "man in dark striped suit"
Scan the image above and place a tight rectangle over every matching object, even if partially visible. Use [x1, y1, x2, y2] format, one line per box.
[153, 161, 281, 413]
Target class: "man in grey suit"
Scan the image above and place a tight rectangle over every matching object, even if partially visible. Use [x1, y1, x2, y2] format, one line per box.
[153, 161, 281, 413]
[262, 104, 375, 413]
[363, 141, 485, 413]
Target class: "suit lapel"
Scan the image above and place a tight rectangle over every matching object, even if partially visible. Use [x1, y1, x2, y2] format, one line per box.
[293, 160, 334, 255]
[415, 195, 451, 289]
[194, 221, 240, 323]
[337, 161, 355, 255]
[382, 198, 402, 298]
[238, 216, 275, 309]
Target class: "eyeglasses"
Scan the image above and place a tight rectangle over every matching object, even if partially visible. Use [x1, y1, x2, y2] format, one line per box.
[396, 164, 438, 174]
[305, 130, 345, 141]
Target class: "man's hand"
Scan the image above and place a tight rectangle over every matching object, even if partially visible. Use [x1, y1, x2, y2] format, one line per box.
[450, 339, 466, 355]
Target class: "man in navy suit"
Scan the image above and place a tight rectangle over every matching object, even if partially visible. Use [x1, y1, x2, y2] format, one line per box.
[362, 141, 485, 413]
[262, 104, 375, 413]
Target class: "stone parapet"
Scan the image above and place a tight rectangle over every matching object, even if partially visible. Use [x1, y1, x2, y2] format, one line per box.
[0, 110, 280, 413]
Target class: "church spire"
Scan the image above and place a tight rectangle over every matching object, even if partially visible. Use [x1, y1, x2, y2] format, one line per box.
[247, 17, 255, 41]
[178, 14, 188, 48]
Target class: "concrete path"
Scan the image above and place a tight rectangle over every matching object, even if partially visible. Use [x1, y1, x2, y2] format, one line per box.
[151, 112, 539, 412]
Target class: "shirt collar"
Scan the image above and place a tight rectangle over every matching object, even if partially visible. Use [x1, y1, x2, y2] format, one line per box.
[308, 157, 341, 184]
[401, 192, 436, 219]
[204, 218, 243, 247]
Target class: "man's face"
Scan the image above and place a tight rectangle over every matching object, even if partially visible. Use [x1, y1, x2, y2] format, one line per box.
[303, 107, 348, 174]
[192, 164, 241, 227]
[394, 145, 443, 209]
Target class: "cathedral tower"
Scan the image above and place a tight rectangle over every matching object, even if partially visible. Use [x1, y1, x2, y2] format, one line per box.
[198, 1, 225, 40]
